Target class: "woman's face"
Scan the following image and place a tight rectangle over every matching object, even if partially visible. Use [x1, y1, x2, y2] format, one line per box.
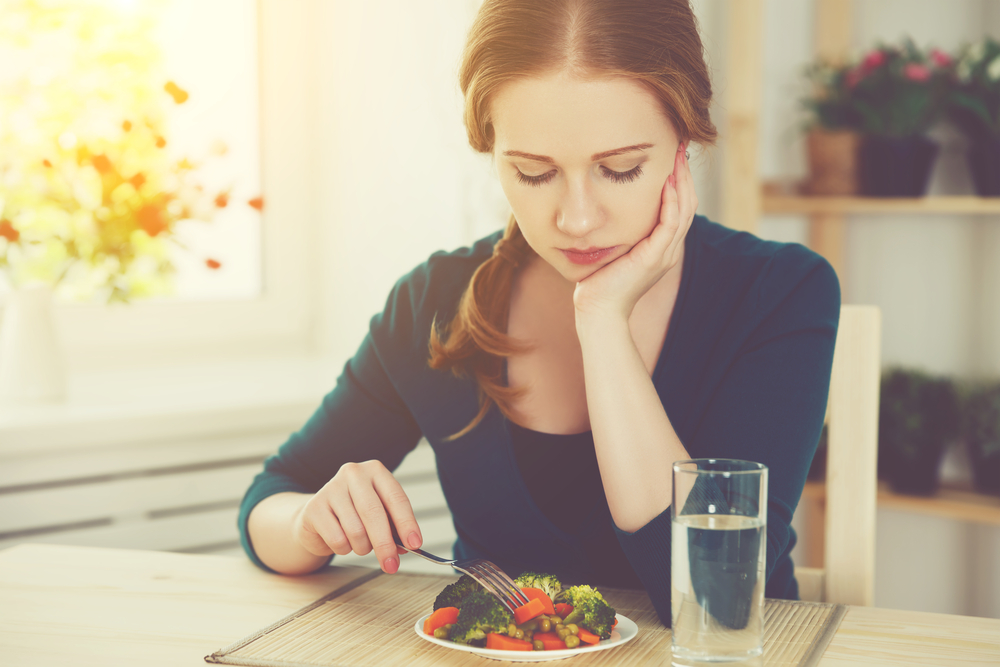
[491, 70, 682, 283]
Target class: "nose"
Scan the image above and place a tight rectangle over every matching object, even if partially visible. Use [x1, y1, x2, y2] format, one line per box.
[556, 175, 603, 238]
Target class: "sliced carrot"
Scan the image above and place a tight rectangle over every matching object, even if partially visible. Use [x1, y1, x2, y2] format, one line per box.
[513, 597, 545, 625]
[520, 587, 555, 615]
[423, 606, 459, 635]
[532, 631, 568, 650]
[613, 616, 618, 628]
[486, 633, 533, 651]
[577, 628, 600, 645]
[554, 602, 574, 619]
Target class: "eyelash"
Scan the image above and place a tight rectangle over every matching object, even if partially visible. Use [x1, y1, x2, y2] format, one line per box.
[514, 164, 644, 188]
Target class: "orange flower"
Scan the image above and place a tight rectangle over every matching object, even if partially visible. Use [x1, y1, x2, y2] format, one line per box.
[42, 159, 52, 168]
[0, 219, 18, 242]
[155, 136, 167, 149]
[137, 204, 167, 237]
[92, 154, 113, 174]
[248, 196, 264, 211]
[122, 120, 132, 131]
[129, 173, 146, 189]
[164, 81, 189, 104]
[205, 258, 221, 269]
[214, 192, 229, 208]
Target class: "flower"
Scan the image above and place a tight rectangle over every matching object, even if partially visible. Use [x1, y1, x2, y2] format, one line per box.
[0, 219, 19, 243]
[904, 63, 932, 82]
[930, 49, 953, 68]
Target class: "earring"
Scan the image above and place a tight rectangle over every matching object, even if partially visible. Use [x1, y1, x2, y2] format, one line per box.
[685, 150, 690, 160]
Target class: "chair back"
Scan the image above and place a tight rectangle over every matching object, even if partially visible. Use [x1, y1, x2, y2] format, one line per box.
[796, 305, 881, 606]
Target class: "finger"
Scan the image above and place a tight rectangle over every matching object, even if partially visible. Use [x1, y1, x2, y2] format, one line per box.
[349, 474, 403, 574]
[330, 486, 375, 556]
[372, 467, 423, 552]
[301, 501, 350, 556]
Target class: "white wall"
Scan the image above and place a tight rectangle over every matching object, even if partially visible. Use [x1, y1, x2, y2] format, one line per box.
[308, 0, 999, 618]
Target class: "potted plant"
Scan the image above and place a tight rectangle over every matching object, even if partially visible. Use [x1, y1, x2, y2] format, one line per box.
[960, 382, 1000, 496]
[948, 37, 1000, 196]
[878, 368, 961, 495]
[846, 38, 953, 196]
[799, 59, 863, 195]
[0, 2, 261, 402]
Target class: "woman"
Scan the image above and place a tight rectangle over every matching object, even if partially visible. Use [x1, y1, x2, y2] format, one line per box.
[240, 0, 839, 628]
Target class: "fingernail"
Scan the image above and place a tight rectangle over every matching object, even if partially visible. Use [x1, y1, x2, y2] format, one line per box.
[407, 531, 421, 549]
[384, 557, 398, 574]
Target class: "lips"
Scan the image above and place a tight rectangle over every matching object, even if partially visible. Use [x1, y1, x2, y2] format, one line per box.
[560, 246, 618, 265]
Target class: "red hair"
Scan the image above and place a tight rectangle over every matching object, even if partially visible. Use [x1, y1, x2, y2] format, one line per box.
[429, 0, 718, 440]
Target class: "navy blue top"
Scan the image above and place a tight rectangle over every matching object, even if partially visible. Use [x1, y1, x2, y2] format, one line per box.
[238, 214, 840, 628]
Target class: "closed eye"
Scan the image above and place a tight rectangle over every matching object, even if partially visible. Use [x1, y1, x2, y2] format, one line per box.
[514, 164, 645, 188]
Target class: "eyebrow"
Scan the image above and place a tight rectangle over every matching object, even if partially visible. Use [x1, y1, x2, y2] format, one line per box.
[502, 143, 654, 164]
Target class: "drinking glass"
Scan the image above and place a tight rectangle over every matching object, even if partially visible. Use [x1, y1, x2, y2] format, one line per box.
[671, 459, 768, 665]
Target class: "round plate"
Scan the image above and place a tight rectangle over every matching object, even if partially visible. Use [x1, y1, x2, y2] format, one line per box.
[414, 613, 638, 662]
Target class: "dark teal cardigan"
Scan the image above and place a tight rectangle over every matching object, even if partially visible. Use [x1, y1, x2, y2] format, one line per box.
[238, 214, 840, 628]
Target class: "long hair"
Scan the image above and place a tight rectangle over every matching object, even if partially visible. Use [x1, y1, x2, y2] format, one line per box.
[429, 0, 718, 440]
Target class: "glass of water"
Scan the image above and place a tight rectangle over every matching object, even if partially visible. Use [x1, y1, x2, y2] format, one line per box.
[671, 459, 768, 665]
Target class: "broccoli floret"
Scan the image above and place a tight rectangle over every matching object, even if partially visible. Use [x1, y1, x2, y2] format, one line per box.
[513, 571, 562, 602]
[449, 589, 514, 646]
[433, 574, 480, 611]
[557, 585, 617, 640]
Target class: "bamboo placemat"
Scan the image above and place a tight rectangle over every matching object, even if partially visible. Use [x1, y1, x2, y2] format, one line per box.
[205, 570, 846, 667]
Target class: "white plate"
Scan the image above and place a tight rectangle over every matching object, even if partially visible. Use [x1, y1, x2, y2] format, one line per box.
[414, 613, 638, 662]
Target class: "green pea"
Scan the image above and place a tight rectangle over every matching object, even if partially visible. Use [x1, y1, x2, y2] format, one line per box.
[565, 635, 581, 649]
[433, 627, 449, 639]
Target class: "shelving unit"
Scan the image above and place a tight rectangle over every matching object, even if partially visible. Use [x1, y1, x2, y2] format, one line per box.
[799, 480, 1000, 568]
[721, 0, 1000, 571]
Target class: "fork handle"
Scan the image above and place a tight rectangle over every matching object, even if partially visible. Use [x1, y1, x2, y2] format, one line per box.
[392, 538, 455, 565]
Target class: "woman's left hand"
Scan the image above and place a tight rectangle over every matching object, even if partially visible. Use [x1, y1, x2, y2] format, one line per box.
[573, 143, 698, 322]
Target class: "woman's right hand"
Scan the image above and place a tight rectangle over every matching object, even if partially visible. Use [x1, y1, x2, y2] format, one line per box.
[292, 460, 423, 574]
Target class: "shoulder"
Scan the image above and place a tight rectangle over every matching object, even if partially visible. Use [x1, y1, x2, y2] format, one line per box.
[369, 229, 501, 355]
[689, 215, 840, 322]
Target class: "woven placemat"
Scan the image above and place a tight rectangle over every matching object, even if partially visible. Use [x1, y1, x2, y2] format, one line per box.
[205, 570, 846, 667]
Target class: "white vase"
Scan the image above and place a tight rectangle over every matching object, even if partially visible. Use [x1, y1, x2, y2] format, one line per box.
[0, 284, 67, 403]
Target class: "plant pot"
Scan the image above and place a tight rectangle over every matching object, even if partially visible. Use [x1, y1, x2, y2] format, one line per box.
[966, 137, 1000, 196]
[859, 135, 939, 197]
[878, 370, 960, 496]
[0, 284, 66, 403]
[884, 446, 948, 496]
[962, 384, 1000, 496]
[805, 129, 860, 195]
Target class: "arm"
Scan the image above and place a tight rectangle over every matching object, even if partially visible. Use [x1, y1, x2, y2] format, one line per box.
[239, 330, 425, 575]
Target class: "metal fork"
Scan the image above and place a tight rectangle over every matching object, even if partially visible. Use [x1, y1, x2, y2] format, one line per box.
[392, 535, 530, 615]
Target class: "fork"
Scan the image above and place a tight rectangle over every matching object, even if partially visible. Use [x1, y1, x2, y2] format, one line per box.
[391, 534, 531, 615]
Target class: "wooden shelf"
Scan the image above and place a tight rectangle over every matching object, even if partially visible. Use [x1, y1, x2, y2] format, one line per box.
[802, 480, 1000, 527]
[763, 193, 1000, 216]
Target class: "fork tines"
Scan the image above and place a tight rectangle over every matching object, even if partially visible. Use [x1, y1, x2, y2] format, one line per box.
[459, 560, 532, 615]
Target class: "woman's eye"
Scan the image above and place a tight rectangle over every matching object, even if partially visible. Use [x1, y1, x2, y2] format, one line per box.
[514, 165, 644, 187]
[515, 169, 554, 187]
[601, 164, 644, 184]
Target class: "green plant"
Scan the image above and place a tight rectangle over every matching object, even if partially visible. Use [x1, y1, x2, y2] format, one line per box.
[799, 59, 864, 131]
[845, 38, 953, 138]
[878, 368, 961, 495]
[960, 382, 1000, 496]
[948, 36, 1000, 141]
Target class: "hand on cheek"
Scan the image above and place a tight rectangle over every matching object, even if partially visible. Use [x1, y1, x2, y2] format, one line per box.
[572, 143, 698, 322]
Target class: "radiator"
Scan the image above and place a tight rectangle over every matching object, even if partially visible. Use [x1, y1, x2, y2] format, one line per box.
[0, 434, 457, 575]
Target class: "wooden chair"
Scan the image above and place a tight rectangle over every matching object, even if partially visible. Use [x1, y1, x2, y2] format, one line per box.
[796, 305, 881, 606]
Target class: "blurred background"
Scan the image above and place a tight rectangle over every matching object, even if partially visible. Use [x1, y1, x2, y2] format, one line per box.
[0, 0, 997, 620]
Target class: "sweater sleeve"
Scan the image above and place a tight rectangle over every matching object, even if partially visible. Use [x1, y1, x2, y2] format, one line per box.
[237, 328, 424, 572]
[612, 246, 841, 627]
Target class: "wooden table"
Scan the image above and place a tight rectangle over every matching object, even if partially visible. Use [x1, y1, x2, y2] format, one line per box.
[1, 543, 998, 666]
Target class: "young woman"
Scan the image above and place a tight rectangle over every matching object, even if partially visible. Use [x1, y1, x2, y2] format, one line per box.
[240, 0, 839, 628]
